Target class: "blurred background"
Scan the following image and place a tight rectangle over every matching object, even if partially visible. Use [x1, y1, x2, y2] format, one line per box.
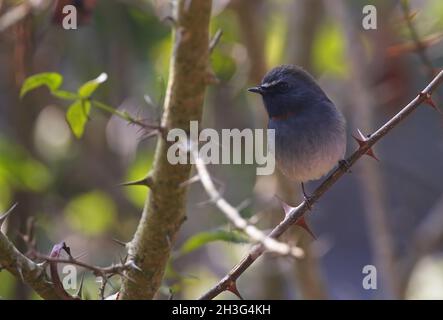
[1, 0, 443, 300]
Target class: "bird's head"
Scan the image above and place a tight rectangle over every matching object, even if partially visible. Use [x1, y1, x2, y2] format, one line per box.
[248, 65, 330, 120]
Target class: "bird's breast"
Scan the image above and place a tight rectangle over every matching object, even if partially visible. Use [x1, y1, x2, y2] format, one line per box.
[269, 112, 346, 182]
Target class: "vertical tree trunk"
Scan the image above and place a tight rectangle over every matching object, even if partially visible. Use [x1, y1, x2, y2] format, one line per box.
[119, 0, 213, 300]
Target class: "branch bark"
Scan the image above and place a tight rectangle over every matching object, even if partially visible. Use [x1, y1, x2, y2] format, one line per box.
[199, 70, 443, 300]
[0, 213, 60, 300]
[119, 0, 213, 299]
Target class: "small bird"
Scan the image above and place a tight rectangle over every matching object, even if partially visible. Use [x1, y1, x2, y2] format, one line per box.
[248, 65, 347, 207]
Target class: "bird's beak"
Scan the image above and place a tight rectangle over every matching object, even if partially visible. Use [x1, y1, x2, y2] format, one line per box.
[247, 86, 264, 94]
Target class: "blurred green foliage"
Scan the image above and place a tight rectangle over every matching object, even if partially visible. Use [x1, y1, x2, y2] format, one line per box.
[313, 21, 348, 77]
[0, 138, 51, 210]
[64, 190, 117, 235]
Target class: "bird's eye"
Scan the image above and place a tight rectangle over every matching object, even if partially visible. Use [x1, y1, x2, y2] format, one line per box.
[276, 81, 289, 91]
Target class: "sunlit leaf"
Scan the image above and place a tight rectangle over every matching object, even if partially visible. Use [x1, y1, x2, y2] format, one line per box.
[52, 90, 78, 100]
[78, 73, 108, 98]
[66, 100, 91, 138]
[20, 73, 63, 98]
[180, 229, 248, 255]
[64, 191, 117, 236]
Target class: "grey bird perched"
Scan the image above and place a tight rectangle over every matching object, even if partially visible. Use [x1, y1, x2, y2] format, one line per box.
[248, 65, 347, 212]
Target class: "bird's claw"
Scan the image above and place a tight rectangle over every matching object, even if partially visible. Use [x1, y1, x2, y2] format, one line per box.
[339, 159, 352, 173]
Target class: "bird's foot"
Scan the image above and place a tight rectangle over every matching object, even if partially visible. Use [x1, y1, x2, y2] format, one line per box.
[301, 182, 314, 210]
[338, 159, 352, 173]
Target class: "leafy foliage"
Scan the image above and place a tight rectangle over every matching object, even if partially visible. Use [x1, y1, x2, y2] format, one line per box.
[21, 72, 109, 138]
[20, 73, 63, 98]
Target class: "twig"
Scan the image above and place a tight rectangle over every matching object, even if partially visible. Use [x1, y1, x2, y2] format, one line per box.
[0, 205, 61, 300]
[36, 254, 140, 278]
[192, 149, 304, 258]
[198, 70, 443, 300]
[209, 29, 223, 53]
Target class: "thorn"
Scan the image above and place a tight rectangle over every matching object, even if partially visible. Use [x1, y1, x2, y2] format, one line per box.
[62, 242, 73, 259]
[111, 238, 128, 248]
[352, 129, 379, 161]
[209, 29, 223, 53]
[295, 216, 317, 240]
[119, 253, 128, 265]
[179, 175, 200, 187]
[118, 175, 153, 188]
[127, 260, 143, 273]
[406, 10, 419, 21]
[37, 261, 49, 270]
[226, 280, 244, 300]
[75, 273, 86, 299]
[275, 195, 295, 216]
[421, 92, 443, 115]
[0, 203, 18, 228]
[17, 265, 25, 282]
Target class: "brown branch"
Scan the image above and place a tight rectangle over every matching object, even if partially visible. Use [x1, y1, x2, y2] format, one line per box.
[198, 70, 443, 300]
[119, 0, 213, 299]
[192, 149, 304, 258]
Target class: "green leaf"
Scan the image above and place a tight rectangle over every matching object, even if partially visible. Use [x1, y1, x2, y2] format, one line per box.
[0, 137, 52, 193]
[52, 90, 78, 100]
[20, 73, 63, 98]
[66, 100, 91, 138]
[78, 73, 108, 98]
[180, 229, 248, 255]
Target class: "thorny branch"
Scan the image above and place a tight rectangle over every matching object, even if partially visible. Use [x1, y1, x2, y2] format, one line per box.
[0, 204, 60, 299]
[198, 70, 443, 300]
[1, 203, 141, 300]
